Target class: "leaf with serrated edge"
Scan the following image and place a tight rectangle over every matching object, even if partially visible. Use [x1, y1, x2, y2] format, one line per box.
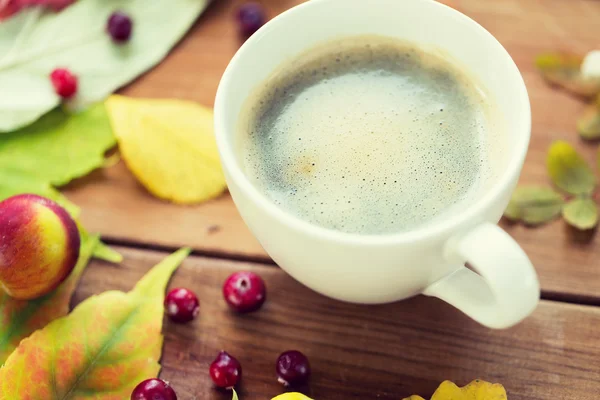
[535, 53, 600, 98]
[577, 95, 600, 140]
[105, 95, 227, 204]
[504, 186, 564, 225]
[547, 141, 596, 195]
[402, 379, 507, 400]
[0, 234, 98, 365]
[0, 248, 190, 398]
[562, 197, 599, 230]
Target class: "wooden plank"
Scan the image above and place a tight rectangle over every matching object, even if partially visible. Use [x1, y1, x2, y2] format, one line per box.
[75, 246, 600, 400]
[63, 0, 600, 299]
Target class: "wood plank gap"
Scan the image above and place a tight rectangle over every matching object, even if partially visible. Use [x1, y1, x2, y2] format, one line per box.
[540, 290, 600, 307]
[100, 236, 277, 265]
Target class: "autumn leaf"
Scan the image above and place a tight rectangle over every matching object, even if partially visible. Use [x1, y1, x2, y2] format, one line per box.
[105, 95, 227, 204]
[0, 0, 210, 132]
[562, 197, 599, 230]
[0, 247, 190, 399]
[535, 53, 600, 98]
[504, 186, 564, 225]
[0, 233, 98, 365]
[577, 95, 600, 140]
[403, 379, 507, 400]
[547, 141, 596, 195]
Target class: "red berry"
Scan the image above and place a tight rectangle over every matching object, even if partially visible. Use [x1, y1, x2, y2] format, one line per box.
[236, 2, 266, 37]
[50, 68, 77, 98]
[107, 11, 133, 43]
[209, 351, 242, 389]
[131, 378, 177, 400]
[276, 350, 311, 387]
[223, 271, 266, 313]
[164, 288, 199, 323]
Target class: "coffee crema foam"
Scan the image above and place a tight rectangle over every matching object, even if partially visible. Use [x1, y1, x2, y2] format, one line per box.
[238, 36, 502, 235]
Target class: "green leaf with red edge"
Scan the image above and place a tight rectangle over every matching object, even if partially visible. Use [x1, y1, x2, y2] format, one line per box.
[0, 247, 190, 399]
[0, 232, 98, 366]
[577, 95, 600, 140]
[535, 53, 600, 98]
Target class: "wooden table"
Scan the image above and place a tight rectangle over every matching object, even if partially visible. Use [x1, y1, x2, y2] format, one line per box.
[63, 0, 600, 398]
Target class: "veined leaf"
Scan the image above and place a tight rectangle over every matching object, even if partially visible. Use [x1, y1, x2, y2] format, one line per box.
[0, 248, 190, 399]
[577, 95, 600, 140]
[504, 186, 564, 225]
[0, 0, 210, 132]
[562, 197, 599, 230]
[403, 380, 507, 400]
[0, 233, 98, 365]
[535, 53, 600, 98]
[105, 95, 227, 204]
[547, 141, 596, 195]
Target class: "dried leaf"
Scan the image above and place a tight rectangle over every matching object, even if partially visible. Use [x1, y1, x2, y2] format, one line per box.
[562, 197, 598, 230]
[576, 95, 600, 140]
[0, 248, 190, 399]
[92, 240, 123, 263]
[0, 0, 210, 132]
[272, 394, 314, 400]
[536, 53, 600, 98]
[504, 186, 564, 225]
[0, 233, 98, 365]
[403, 380, 507, 400]
[547, 141, 596, 195]
[105, 95, 227, 204]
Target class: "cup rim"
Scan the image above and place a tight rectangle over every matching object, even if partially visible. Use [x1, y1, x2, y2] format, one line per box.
[214, 0, 531, 246]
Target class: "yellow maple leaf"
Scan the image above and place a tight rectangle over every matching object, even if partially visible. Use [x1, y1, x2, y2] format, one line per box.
[403, 380, 507, 400]
[105, 95, 227, 204]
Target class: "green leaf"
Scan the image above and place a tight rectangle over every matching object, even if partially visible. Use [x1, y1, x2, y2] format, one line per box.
[577, 95, 600, 140]
[562, 197, 599, 230]
[504, 186, 564, 225]
[92, 240, 123, 263]
[232, 389, 240, 400]
[535, 53, 600, 98]
[547, 141, 596, 195]
[0, 233, 98, 366]
[0, 0, 211, 132]
[0, 248, 190, 398]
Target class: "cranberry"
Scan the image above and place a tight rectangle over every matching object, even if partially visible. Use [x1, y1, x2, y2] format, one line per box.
[107, 11, 133, 43]
[209, 351, 242, 388]
[223, 271, 266, 313]
[131, 378, 177, 400]
[276, 350, 311, 387]
[236, 2, 266, 37]
[164, 288, 200, 323]
[50, 68, 77, 98]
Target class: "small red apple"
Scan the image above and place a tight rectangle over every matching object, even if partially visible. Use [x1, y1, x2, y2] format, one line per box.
[0, 194, 80, 300]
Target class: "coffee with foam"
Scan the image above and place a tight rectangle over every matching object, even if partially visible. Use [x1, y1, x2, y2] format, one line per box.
[237, 36, 502, 235]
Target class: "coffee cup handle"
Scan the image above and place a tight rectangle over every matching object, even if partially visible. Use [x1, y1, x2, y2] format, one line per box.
[422, 223, 540, 329]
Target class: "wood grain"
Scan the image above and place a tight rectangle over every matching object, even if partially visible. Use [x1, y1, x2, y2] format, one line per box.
[76, 246, 600, 400]
[62, 0, 600, 300]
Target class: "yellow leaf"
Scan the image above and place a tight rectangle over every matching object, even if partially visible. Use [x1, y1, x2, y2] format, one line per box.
[403, 380, 507, 400]
[272, 393, 315, 400]
[105, 95, 227, 204]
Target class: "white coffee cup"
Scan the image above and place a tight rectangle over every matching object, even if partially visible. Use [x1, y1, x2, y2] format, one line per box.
[214, 0, 539, 329]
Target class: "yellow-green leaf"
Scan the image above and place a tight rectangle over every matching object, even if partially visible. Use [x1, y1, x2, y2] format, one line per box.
[272, 394, 314, 400]
[562, 197, 599, 230]
[0, 248, 190, 399]
[105, 95, 227, 204]
[547, 141, 596, 195]
[577, 95, 600, 140]
[232, 388, 240, 400]
[0, 234, 98, 365]
[92, 240, 123, 263]
[504, 186, 564, 225]
[536, 53, 600, 98]
[403, 380, 507, 400]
